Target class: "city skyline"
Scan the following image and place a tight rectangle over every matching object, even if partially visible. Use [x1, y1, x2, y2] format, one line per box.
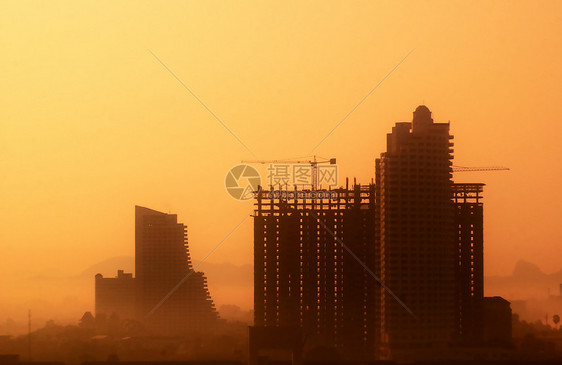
[0, 103, 556, 362]
[2, 1, 562, 362]
[0, 99, 557, 327]
[2, 2, 560, 286]
[249, 105, 512, 362]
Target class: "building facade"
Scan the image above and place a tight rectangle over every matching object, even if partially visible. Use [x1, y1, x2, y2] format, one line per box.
[375, 105, 456, 361]
[483, 296, 512, 347]
[252, 183, 377, 361]
[250, 105, 510, 362]
[94, 206, 218, 334]
[95, 270, 136, 320]
[453, 183, 485, 345]
[135, 205, 218, 333]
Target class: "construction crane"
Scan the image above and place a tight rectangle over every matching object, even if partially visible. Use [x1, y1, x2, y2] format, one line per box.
[452, 166, 510, 172]
[241, 155, 336, 190]
[240, 157, 508, 190]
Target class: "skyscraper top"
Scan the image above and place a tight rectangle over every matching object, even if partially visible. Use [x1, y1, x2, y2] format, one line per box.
[135, 205, 168, 216]
[412, 104, 434, 132]
[414, 104, 430, 112]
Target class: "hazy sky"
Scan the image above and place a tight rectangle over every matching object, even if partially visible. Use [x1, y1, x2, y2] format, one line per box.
[1, 1, 562, 321]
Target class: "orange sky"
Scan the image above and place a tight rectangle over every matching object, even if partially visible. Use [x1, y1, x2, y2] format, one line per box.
[1, 1, 562, 324]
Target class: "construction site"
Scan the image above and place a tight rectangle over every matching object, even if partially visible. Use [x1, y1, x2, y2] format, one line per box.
[249, 105, 510, 364]
[252, 181, 377, 363]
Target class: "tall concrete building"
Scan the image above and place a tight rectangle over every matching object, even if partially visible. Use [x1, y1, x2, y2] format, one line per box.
[251, 184, 377, 362]
[135, 206, 218, 333]
[95, 206, 218, 334]
[375, 105, 456, 361]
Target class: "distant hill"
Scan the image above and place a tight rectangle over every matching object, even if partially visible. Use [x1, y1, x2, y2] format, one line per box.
[79, 256, 134, 278]
[485, 260, 562, 300]
[485, 260, 562, 323]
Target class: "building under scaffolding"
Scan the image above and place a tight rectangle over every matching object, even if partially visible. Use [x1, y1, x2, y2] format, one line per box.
[453, 183, 485, 345]
[251, 182, 377, 363]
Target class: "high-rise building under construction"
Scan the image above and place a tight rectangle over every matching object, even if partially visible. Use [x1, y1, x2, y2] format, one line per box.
[251, 105, 500, 363]
[251, 184, 377, 362]
[453, 183, 485, 345]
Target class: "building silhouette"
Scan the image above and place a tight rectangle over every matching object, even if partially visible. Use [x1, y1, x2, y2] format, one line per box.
[482, 296, 512, 347]
[135, 206, 218, 333]
[95, 270, 136, 320]
[95, 206, 218, 334]
[375, 105, 456, 361]
[250, 105, 512, 363]
[251, 183, 377, 363]
[453, 183, 485, 345]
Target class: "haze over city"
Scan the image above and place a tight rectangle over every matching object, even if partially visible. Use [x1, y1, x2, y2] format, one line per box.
[1, 1, 562, 363]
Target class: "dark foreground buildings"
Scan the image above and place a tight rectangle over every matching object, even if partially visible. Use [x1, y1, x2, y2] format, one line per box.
[95, 206, 218, 334]
[250, 105, 511, 364]
[95, 270, 136, 321]
[375, 105, 456, 360]
[135, 206, 218, 332]
[251, 184, 377, 363]
[453, 183, 485, 345]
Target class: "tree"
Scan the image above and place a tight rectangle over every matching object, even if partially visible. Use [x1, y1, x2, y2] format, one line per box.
[553, 314, 560, 327]
[79, 312, 95, 329]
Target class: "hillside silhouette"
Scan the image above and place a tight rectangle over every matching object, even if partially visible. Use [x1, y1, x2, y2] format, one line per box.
[486, 260, 562, 300]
